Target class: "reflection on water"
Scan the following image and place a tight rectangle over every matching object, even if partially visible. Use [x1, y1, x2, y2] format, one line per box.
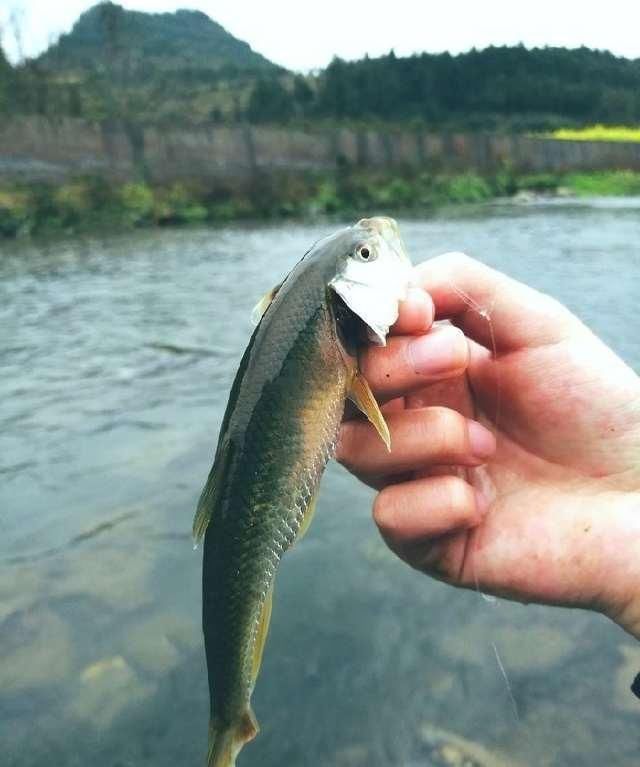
[1, 201, 639, 766]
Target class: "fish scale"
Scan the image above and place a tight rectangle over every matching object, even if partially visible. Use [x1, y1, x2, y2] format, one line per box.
[203, 301, 347, 710]
[195, 217, 411, 766]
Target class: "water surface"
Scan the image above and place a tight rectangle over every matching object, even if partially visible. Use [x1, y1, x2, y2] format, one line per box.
[2, 199, 639, 766]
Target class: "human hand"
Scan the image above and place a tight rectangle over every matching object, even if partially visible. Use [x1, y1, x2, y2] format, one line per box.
[338, 253, 640, 639]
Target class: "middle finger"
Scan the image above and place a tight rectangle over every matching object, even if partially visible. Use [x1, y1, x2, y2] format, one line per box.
[337, 406, 496, 476]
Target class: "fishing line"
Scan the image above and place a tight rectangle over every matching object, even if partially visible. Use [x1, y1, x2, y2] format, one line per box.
[444, 273, 521, 718]
[492, 641, 520, 722]
[446, 280, 502, 439]
[444, 275, 501, 601]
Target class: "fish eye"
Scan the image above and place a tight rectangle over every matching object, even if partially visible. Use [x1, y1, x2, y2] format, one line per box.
[355, 245, 376, 262]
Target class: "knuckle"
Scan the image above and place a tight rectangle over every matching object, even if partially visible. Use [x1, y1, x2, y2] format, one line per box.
[430, 407, 467, 457]
[372, 488, 395, 534]
[441, 475, 473, 514]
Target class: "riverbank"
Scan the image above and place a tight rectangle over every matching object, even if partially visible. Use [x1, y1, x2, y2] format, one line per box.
[2, 168, 640, 239]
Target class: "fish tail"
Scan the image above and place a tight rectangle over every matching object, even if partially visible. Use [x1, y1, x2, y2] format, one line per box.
[206, 710, 258, 767]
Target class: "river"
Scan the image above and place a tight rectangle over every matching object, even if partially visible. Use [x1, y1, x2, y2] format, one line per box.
[1, 198, 639, 766]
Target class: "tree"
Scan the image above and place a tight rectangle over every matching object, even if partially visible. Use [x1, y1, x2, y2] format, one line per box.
[246, 77, 294, 123]
[0, 42, 11, 113]
[292, 74, 314, 117]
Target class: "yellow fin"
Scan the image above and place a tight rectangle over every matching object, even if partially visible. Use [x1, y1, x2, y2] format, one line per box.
[348, 372, 391, 451]
[193, 439, 234, 543]
[207, 710, 258, 767]
[296, 491, 318, 542]
[251, 585, 273, 684]
[250, 281, 283, 325]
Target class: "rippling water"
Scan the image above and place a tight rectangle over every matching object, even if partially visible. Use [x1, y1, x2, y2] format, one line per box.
[1, 200, 639, 766]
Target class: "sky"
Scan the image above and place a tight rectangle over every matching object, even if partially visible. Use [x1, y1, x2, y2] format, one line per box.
[2, 0, 640, 70]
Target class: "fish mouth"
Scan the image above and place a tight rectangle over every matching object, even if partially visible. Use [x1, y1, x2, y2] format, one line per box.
[331, 291, 376, 358]
[331, 279, 405, 345]
[357, 216, 400, 238]
[329, 267, 411, 347]
[328, 216, 411, 347]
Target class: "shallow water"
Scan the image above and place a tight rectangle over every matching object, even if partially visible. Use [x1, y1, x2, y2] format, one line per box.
[1, 199, 639, 766]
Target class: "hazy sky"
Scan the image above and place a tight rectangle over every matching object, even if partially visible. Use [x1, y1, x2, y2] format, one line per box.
[2, 0, 640, 70]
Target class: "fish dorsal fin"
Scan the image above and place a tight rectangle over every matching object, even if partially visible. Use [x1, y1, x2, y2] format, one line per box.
[348, 372, 391, 451]
[251, 584, 274, 685]
[250, 280, 284, 325]
[192, 438, 234, 543]
[296, 491, 319, 542]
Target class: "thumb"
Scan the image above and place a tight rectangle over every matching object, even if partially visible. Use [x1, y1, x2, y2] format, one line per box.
[413, 252, 584, 352]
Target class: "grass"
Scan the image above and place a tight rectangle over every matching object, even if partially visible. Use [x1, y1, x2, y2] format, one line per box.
[562, 170, 640, 196]
[2, 167, 640, 239]
[513, 170, 640, 196]
[549, 125, 640, 142]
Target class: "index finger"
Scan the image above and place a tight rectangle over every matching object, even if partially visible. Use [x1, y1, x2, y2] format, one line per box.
[413, 252, 584, 352]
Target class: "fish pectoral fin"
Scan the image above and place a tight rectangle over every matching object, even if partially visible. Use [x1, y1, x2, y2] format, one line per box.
[250, 280, 284, 325]
[296, 491, 319, 543]
[251, 584, 274, 684]
[192, 438, 234, 543]
[348, 372, 391, 451]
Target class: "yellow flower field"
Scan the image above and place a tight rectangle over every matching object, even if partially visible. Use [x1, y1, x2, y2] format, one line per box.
[550, 125, 640, 142]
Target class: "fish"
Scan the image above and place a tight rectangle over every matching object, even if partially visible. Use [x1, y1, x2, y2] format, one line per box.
[193, 217, 412, 766]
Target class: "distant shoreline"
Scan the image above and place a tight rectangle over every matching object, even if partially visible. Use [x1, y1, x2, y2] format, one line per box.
[2, 168, 640, 239]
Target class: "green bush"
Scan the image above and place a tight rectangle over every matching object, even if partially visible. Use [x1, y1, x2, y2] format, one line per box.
[119, 182, 155, 225]
[516, 173, 560, 192]
[154, 183, 208, 224]
[51, 181, 94, 228]
[438, 173, 492, 203]
[0, 189, 33, 237]
[492, 165, 518, 196]
[3, 167, 640, 240]
[308, 180, 341, 214]
[372, 178, 415, 208]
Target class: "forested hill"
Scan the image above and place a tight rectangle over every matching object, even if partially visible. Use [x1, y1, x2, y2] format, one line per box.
[307, 46, 640, 129]
[38, 2, 277, 74]
[2, 4, 640, 130]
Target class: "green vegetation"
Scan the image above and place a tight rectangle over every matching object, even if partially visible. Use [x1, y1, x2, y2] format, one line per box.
[561, 170, 640, 196]
[549, 125, 640, 142]
[2, 5, 639, 241]
[0, 43, 12, 113]
[310, 48, 640, 130]
[0, 178, 241, 237]
[3, 169, 640, 239]
[1, 3, 278, 123]
[3, 4, 640, 129]
[40, 3, 275, 73]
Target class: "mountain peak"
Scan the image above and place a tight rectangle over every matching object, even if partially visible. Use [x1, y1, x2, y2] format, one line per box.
[39, 2, 277, 73]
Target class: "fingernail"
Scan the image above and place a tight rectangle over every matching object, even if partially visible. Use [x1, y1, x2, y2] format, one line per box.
[407, 326, 466, 376]
[468, 421, 496, 460]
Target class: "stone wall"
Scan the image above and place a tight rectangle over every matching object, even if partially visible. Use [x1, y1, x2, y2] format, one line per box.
[1, 116, 640, 184]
